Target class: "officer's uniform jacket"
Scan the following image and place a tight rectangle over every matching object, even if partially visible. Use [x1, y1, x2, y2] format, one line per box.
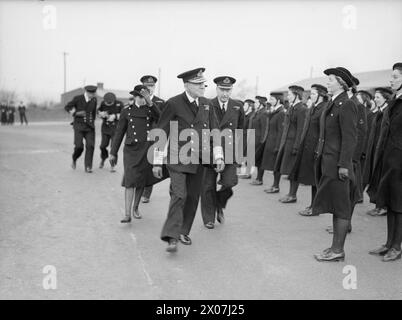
[153, 92, 222, 174]
[210, 97, 245, 164]
[111, 102, 160, 167]
[65, 94, 97, 130]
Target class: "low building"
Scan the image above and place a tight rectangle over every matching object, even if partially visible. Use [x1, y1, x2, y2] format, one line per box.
[60, 82, 131, 107]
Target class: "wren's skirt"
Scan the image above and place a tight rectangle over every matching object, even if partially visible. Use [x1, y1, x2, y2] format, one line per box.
[312, 175, 354, 220]
[121, 145, 168, 188]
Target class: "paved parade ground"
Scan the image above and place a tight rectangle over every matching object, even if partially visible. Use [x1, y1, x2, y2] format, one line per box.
[0, 122, 401, 300]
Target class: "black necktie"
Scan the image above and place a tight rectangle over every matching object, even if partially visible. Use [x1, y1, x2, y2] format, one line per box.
[221, 103, 226, 115]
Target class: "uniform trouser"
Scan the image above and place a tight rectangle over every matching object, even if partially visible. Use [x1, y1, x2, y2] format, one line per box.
[100, 131, 114, 160]
[143, 185, 153, 199]
[201, 164, 238, 224]
[160, 165, 204, 242]
[19, 113, 28, 124]
[72, 128, 95, 168]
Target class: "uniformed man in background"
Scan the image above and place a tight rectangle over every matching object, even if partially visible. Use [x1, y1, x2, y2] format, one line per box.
[200, 76, 245, 229]
[98, 92, 123, 172]
[140, 75, 165, 203]
[152, 67, 224, 253]
[64, 85, 98, 173]
[238, 98, 255, 179]
[18, 101, 28, 125]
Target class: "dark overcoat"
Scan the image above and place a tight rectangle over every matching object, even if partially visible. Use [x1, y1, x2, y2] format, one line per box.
[274, 102, 307, 175]
[288, 101, 327, 185]
[312, 92, 358, 219]
[260, 106, 285, 171]
[367, 97, 402, 213]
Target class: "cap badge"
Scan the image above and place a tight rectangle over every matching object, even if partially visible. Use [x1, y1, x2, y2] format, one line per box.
[223, 77, 230, 84]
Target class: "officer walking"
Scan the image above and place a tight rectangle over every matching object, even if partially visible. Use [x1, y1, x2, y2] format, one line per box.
[140, 75, 165, 204]
[200, 76, 245, 229]
[18, 101, 28, 125]
[64, 85, 98, 173]
[152, 67, 224, 253]
[98, 92, 123, 172]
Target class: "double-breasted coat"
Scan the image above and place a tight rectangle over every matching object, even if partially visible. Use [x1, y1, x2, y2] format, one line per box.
[288, 101, 327, 185]
[260, 106, 285, 171]
[312, 92, 358, 219]
[110, 102, 161, 188]
[367, 96, 402, 213]
[274, 102, 307, 175]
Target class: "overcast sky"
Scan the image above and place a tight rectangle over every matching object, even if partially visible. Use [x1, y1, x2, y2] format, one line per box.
[0, 0, 401, 103]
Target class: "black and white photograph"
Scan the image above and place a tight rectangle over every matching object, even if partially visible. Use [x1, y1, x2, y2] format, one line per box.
[0, 0, 401, 304]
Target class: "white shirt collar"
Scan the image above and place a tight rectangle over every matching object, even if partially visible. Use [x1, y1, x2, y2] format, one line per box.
[380, 103, 388, 112]
[185, 91, 199, 106]
[396, 90, 402, 99]
[84, 92, 90, 103]
[331, 91, 343, 101]
[271, 103, 282, 112]
[218, 99, 228, 110]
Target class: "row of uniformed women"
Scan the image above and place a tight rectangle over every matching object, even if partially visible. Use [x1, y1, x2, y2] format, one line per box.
[243, 64, 402, 262]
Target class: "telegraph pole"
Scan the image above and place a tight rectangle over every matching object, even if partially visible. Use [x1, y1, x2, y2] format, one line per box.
[62, 51, 68, 93]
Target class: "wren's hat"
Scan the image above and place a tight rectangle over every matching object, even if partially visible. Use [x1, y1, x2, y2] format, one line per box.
[288, 85, 304, 95]
[214, 76, 236, 89]
[84, 85, 97, 93]
[311, 84, 328, 95]
[245, 99, 255, 104]
[357, 90, 373, 100]
[374, 87, 393, 96]
[323, 67, 354, 88]
[129, 84, 150, 97]
[393, 62, 402, 71]
[269, 91, 283, 99]
[140, 75, 157, 85]
[255, 96, 267, 103]
[103, 92, 116, 103]
[177, 67, 206, 83]
[336, 67, 359, 86]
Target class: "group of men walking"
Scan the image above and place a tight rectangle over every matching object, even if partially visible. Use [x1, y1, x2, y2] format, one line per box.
[64, 63, 402, 262]
[0, 101, 28, 125]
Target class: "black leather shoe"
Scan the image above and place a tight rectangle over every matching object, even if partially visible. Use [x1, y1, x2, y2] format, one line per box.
[369, 245, 389, 256]
[120, 216, 131, 223]
[382, 248, 401, 262]
[166, 239, 178, 252]
[179, 234, 192, 245]
[279, 195, 297, 203]
[314, 249, 345, 262]
[250, 180, 263, 186]
[85, 167, 93, 173]
[205, 222, 215, 229]
[110, 165, 116, 173]
[99, 160, 105, 169]
[238, 174, 251, 179]
[217, 208, 224, 224]
[71, 160, 76, 170]
[142, 197, 150, 203]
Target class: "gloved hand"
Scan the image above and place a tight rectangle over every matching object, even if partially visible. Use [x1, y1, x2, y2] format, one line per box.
[107, 114, 116, 122]
[153, 166, 163, 179]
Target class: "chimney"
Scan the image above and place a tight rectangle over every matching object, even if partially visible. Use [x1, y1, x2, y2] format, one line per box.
[97, 82, 104, 90]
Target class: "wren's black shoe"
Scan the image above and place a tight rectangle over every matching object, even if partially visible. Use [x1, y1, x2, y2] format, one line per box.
[369, 245, 389, 256]
[120, 216, 131, 223]
[85, 167, 93, 173]
[217, 208, 225, 224]
[179, 234, 192, 245]
[166, 239, 178, 252]
[71, 160, 76, 170]
[99, 159, 105, 169]
[205, 222, 215, 229]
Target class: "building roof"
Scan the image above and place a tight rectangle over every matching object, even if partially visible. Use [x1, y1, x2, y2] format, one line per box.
[274, 69, 392, 92]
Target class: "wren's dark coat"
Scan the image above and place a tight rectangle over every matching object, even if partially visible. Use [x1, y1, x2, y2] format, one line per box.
[312, 92, 358, 219]
[362, 107, 387, 189]
[156, 92, 222, 242]
[274, 102, 307, 175]
[64, 94, 98, 168]
[110, 103, 161, 188]
[252, 107, 269, 167]
[260, 106, 285, 171]
[288, 101, 327, 185]
[367, 96, 402, 213]
[200, 97, 245, 224]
